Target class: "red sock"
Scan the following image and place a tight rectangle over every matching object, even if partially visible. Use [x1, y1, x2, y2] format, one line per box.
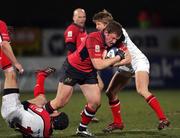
[146, 95, 166, 120]
[81, 105, 96, 125]
[110, 99, 123, 124]
[34, 74, 46, 97]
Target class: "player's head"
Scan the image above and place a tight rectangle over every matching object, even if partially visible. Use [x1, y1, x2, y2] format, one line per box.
[73, 8, 86, 27]
[51, 112, 69, 130]
[93, 9, 113, 31]
[104, 20, 122, 47]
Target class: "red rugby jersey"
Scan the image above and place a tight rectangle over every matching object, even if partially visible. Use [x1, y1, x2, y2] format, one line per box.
[0, 20, 10, 42]
[68, 31, 106, 72]
[64, 23, 87, 55]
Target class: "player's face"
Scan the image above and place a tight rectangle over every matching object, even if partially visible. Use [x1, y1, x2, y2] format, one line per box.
[73, 11, 86, 27]
[95, 21, 107, 31]
[104, 31, 120, 47]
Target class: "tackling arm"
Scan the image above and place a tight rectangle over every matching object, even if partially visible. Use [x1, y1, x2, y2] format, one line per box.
[91, 56, 121, 70]
[113, 48, 131, 67]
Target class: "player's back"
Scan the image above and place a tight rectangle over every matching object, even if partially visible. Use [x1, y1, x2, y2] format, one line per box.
[122, 28, 146, 60]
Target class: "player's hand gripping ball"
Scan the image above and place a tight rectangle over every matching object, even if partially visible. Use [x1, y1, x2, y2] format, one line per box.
[106, 47, 125, 59]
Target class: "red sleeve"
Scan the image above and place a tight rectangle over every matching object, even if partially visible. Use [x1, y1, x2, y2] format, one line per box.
[117, 43, 127, 52]
[0, 20, 10, 41]
[86, 37, 103, 58]
[64, 25, 78, 44]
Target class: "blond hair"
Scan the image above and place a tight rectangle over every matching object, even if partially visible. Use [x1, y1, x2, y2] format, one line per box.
[93, 9, 113, 25]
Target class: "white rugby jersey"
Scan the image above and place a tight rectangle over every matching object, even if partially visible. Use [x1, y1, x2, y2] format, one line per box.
[122, 28, 149, 72]
[1, 94, 52, 137]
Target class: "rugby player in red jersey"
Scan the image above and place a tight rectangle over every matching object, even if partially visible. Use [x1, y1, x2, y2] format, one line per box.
[0, 20, 24, 105]
[44, 21, 131, 137]
[64, 8, 103, 122]
[64, 8, 87, 56]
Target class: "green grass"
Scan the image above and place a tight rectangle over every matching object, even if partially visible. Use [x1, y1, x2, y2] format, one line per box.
[0, 90, 180, 138]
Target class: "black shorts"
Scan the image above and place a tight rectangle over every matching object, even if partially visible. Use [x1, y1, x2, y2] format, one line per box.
[59, 59, 98, 86]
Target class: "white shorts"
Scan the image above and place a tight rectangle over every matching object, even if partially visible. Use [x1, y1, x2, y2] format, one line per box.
[1, 93, 23, 122]
[131, 56, 150, 74]
[1, 93, 46, 137]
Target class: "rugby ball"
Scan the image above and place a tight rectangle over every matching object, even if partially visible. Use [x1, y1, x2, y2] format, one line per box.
[106, 47, 118, 58]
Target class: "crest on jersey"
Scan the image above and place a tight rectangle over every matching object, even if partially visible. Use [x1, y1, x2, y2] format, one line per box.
[67, 31, 72, 37]
[95, 45, 100, 52]
[64, 77, 72, 84]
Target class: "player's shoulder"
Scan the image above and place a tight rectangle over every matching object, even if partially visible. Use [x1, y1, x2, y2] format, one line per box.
[122, 27, 129, 37]
[87, 31, 102, 42]
[67, 23, 80, 31]
[88, 31, 100, 38]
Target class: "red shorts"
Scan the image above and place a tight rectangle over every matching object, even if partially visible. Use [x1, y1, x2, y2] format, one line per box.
[0, 49, 12, 70]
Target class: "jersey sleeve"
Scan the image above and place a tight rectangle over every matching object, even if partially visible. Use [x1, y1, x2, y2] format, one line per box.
[0, 20, 10, 42]
[64, 25, 78, 44]
[86, 37, 103, 58]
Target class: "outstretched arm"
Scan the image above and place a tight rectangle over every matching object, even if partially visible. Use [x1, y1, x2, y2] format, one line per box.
[0, 41, 24, 73]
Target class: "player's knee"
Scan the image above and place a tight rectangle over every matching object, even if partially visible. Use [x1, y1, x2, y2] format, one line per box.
[93, 101, 101, 109]
[88, 101, 101, 111]
[136, 87, 143, 96]
[136, 87, 149, 97]
[106, 92, 115, 101]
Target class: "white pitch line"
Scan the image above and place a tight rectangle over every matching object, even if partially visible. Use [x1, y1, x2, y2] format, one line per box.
[122, 127, 180, 132]
[0, 128, 180, 137]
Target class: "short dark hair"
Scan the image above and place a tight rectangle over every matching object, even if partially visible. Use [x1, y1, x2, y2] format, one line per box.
[52, 112, 69, 130]
[93, 9, 113, 25]
[104, 20, 123, 38]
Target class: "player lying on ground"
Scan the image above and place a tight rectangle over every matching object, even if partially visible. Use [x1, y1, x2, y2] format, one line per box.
[1, 67, 69, 137]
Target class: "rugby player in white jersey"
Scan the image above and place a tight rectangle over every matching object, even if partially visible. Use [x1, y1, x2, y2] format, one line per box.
[1, 67, 69, 137]
[92, 10, 170, 133]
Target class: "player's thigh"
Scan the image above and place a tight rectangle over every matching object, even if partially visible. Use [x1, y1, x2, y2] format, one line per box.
[106, 72, 130, 93]
[97, 72, 104, 91]
[55, 82, 73, 104]
[135, 71, 149, 92]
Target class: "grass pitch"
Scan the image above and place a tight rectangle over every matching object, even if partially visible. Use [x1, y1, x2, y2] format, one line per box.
[0, 89, 180, 138]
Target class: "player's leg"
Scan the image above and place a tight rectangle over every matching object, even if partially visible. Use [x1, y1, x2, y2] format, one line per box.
[135, 71, 170, 130]
[103, 71, 130, 133]
[44, 60, 76, 114]
[4, 70, 17, 88]
[33, 67, 56, 97]
[91, 72, 104, 123]
[97, 72, 104, 91]
[1, 52, 18, 89]
[29, 67, 56, 107]
[45, 82, 73, 114]
[76, 84, 101, 137]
